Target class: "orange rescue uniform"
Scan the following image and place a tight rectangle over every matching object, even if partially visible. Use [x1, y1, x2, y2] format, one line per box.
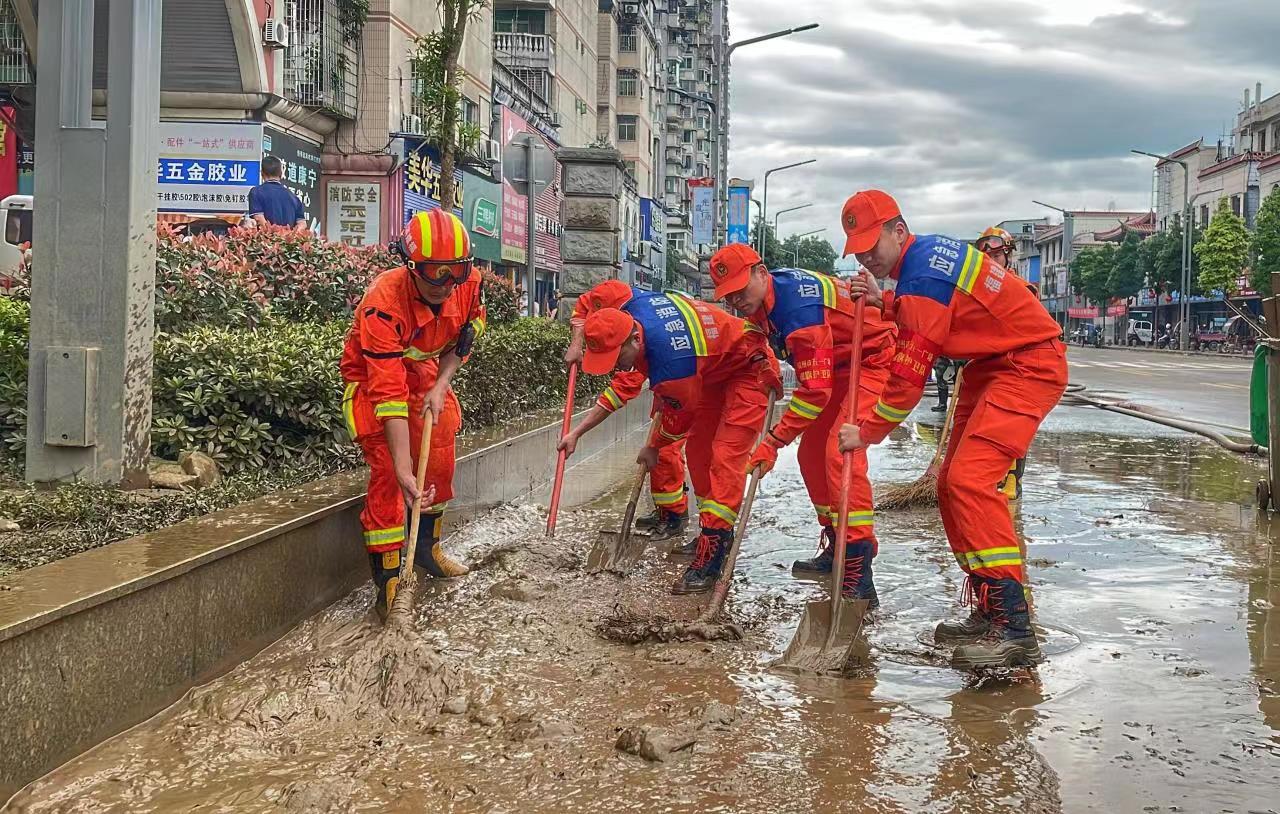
[339, 267, 486, 554]
[619, 293, 774, 532]
[749, 269, 896, 544]
[860, 235, 1067, 582]
[573, 283, 688, 515]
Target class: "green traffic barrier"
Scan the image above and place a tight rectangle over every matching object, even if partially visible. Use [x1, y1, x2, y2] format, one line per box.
[1251, 343, 1268, 447]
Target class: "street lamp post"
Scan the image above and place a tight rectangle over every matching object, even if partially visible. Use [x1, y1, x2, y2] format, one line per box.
[761, 159, 816, 256]
[1033, 200, 1075, 330]
[789, 227, 826, 267]
[715, 23, 819, 246]
[773, 202, 812, 237]
[1132, 148, 1191, 351]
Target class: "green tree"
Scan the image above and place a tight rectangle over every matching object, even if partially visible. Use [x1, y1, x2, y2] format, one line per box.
[779, 234, 837, 272]
[410, 0, 489, 211]
[1071, 244, 1116, 306]
[1251, 186, 1280, 296]
[1108, 231, 1145, 299]
[1194, 197, 1250, 294]
[751, 217, 786, 268]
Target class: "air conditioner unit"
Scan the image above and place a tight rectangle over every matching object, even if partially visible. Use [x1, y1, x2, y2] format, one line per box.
[400, 113, 424, 134]
[622, 2, 641, 14]
[637, 240, 654, 266]
[551, 112, 562, 127]
[263, 18, 290, 49]
[481, 138, 501, 162]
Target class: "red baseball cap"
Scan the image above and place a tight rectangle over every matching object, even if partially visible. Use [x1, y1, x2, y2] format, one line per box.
[841, 190, 902, 256]
[582, 308, 637, 374]
[709, 243, 764, 299]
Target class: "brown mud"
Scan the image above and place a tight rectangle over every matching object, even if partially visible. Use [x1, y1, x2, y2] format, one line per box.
[7, 405, 1280, 813]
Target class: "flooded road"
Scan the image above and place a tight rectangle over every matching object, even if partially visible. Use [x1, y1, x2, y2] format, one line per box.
[8, 390, 1280, 813]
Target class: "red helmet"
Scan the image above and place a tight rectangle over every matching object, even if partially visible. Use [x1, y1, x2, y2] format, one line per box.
[400, 209, 473, 284]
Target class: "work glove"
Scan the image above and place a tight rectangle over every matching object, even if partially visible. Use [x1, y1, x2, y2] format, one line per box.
[750, 350, 783, 398]
[748, 433, 783, 476]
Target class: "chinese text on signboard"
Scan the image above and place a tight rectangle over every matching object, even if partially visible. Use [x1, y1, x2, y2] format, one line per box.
[326, 183, 381, 248]
[727, 185, 750, 245]
[689, 178, 715, 246]
[156, 121, 262, 214]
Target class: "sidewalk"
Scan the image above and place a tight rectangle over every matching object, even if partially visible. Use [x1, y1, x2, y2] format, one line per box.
[1090, 342, 1254, 360]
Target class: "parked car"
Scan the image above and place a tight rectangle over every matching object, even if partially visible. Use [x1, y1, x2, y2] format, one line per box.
[1127, 319, 1153, 346]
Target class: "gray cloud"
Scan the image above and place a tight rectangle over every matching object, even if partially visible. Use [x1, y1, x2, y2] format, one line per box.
[726, 0, 1279, 249]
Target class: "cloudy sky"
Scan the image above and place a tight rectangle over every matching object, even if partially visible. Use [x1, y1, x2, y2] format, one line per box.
[726, 0, 1280, 252]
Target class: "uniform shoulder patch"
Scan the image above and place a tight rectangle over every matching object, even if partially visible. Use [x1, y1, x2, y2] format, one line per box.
[896, 235, 968, 306]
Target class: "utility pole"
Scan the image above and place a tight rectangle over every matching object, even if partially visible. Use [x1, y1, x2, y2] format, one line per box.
[26, 0, 162, 486]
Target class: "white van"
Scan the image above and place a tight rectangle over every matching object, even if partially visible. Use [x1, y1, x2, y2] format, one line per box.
[1127, 319, 1153, 346]
[1, 194, 32, 276]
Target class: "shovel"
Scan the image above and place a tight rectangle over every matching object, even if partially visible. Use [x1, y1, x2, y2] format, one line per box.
[778, 298, 873, 675]
[586, 415, 661, 574]
[545, 362, 578, 537]
[384, 410, 434, 631]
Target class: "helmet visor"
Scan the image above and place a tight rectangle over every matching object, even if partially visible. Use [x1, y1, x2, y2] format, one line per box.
[976, 235, 1010, 253]
[410, 260, 472, 286]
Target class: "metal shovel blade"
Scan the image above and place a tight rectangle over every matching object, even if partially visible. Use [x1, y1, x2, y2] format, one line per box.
[586, 528, 648, 575]
[778, 596, 872, 676]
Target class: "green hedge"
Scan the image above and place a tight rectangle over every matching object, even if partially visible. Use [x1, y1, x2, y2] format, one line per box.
[11, 225, 521, 331]
[0, 315, 602, 473]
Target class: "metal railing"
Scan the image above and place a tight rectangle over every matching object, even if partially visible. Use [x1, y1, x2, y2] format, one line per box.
[0, 0, 30, 85]
[493, 32, 556, 72]
[283, 0, 359, 119]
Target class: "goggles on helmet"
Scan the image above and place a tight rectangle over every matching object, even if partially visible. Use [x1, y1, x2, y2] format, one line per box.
[409, 259, 472, 286]
[976, 235, 1011, 253]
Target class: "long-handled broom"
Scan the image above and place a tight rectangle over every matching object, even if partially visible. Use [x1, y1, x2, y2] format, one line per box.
[875, 368, 963, 511]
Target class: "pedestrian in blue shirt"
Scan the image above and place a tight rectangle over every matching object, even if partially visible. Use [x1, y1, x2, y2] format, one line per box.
[247, 156, 307, 229]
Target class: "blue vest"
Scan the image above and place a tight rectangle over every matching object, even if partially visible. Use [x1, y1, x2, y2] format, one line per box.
[895, 234, 984, 306]
[623, 292, 709, 387]
[765, 268, 842, 360]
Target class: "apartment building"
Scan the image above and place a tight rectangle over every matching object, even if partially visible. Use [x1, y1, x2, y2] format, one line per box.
[492, 0, 599, 149]
[1033, 210, 1148, 325]
[661, 0, 727, 291]
[993, 217, 1049, 285]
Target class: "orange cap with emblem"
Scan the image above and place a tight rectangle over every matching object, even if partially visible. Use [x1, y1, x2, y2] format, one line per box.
[708, 243, 764, 299]
[840, 190, 901, 256]
[581, 308, 637, 375]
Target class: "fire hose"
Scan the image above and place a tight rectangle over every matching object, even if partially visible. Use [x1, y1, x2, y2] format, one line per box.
[1060, 384, 1266, 456]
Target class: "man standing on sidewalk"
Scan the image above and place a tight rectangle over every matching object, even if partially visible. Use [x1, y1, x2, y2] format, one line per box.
[838, 191, 1067, 669]
[247, 156, 307, 230]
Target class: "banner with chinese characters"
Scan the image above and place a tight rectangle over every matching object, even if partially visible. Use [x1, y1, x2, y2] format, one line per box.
[157, 121, 262, 214]
[727, 184, 750, 245]
[689, 177, 715, 246]
[326, 183, 381, 248]
[402, 138, 464, 224]
[263, 127, 322, 233]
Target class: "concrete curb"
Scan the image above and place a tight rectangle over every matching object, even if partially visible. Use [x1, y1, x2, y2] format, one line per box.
[0, 398, 650, 798]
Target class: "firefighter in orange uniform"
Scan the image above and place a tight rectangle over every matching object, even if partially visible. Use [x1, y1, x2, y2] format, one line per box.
[837, 191, 1067, 669]
[340, 209, 484, 619]
[564, 292, 777, 592]
[976, 226, 1029, 503]
[562, 281, 690, 539]
[707, 243, 896, 606]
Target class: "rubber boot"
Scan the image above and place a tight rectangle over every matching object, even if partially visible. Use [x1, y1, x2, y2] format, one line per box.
[634, 507, 664, 532]
[414, 511, 470, 578]
[792, 525, 836, 576]
[934, 574, 993, 643]
[671, 527, 732, 595]
[840, 540, 879, 609]
[647, 507, 689, 541]
[950, 577, 1042, 669]
[368, 548, 403, 622]
[998, 457, 1026, 501]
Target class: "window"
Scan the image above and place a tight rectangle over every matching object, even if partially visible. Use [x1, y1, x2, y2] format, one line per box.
[1231, 195, 1242, 217]
[665, 178, 679, 194]
[670, 234, 686, 255]
[1200, 204, 1210, 225]
[681, 56, 693, 69]
[1260, 130, 1267, 153]
[5, 208, 31, 247]
[620, 34, 637, 52]
[682, 129, 693, 143]
[618, 116, 638, 141]
[618, 73, 639, 97]
[624, 160, 637, 179]
[494, 9, 545, 34]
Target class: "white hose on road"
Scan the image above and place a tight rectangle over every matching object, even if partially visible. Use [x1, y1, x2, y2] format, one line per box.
[1061, 384, 1266, 456]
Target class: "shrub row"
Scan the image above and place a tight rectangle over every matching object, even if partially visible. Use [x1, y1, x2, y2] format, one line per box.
[6, 225, 522, 331]
[0, 312, 602, 473]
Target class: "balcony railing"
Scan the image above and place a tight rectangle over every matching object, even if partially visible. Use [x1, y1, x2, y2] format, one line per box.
[283, 0, 359, 119]
[493, 32, 556, 72]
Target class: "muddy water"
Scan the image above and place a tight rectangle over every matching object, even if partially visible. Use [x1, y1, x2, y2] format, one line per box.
[9, 405, 1280, 813]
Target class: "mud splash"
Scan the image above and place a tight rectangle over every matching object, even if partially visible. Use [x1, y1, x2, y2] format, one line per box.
[8, 403, 1280, 813]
